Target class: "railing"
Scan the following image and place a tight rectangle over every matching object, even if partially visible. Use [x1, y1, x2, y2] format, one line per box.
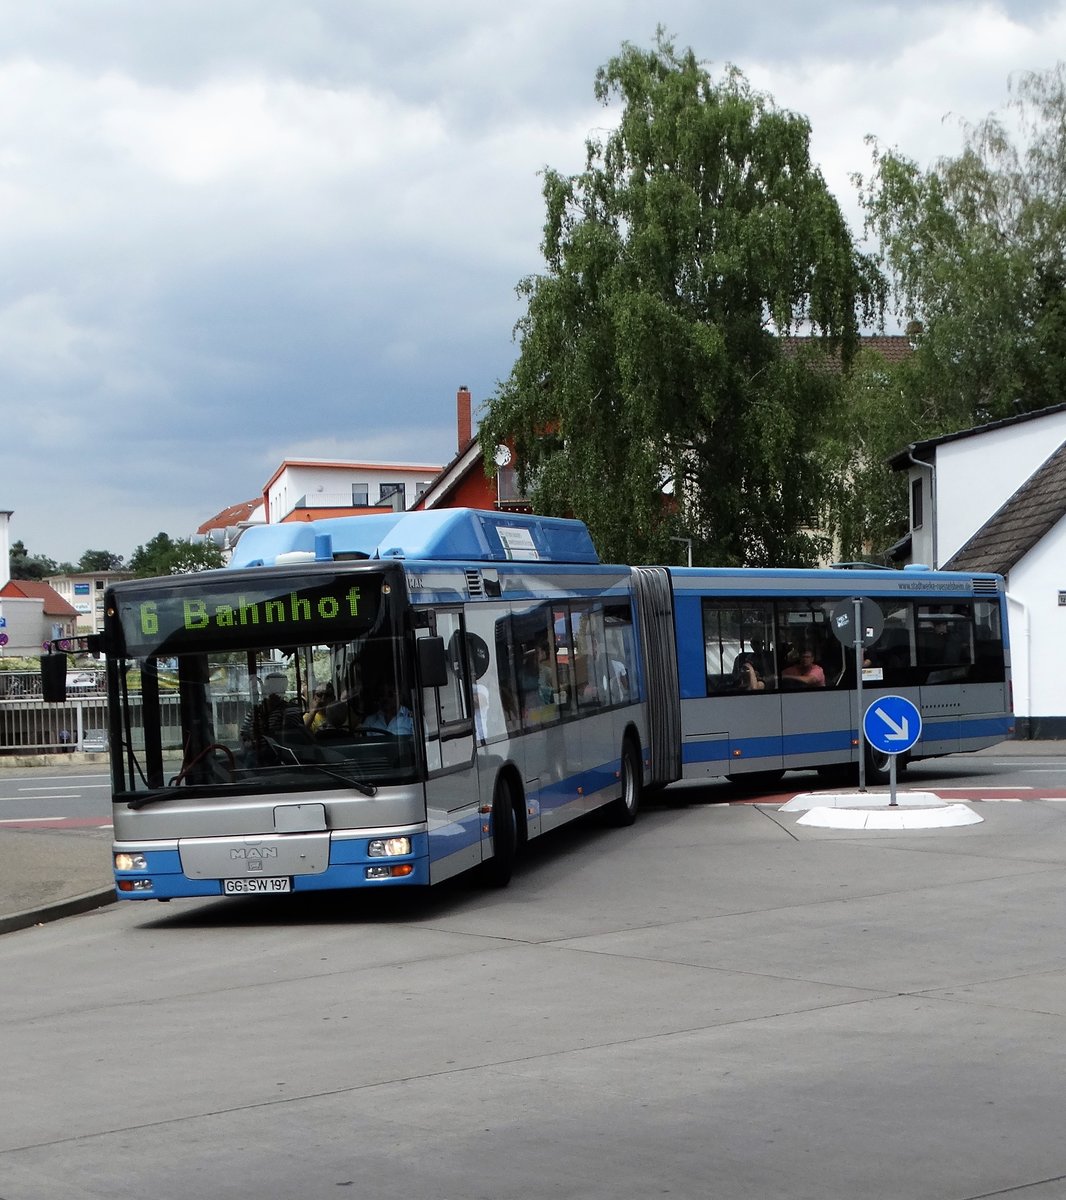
[0, 695, 109, 754]
[0, 688, 250, 755]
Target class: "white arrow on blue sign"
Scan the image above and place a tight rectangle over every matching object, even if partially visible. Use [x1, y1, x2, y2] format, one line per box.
[862, 695, 922, 755]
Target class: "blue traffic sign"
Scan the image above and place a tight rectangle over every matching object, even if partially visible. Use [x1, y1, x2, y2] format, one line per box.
[862, 695, 922, 755]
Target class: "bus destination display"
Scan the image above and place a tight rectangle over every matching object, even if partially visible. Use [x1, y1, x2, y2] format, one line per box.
[116, 576, 383, 656]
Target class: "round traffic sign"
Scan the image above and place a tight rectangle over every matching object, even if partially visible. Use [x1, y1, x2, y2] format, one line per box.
[831, 598, 884, 649]
[0, 632, 7, 646]
[862, 695, 922, 755]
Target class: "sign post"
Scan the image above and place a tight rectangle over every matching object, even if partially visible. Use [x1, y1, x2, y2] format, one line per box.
[831, 598, 884, 791]
[862, 695, 922, 806]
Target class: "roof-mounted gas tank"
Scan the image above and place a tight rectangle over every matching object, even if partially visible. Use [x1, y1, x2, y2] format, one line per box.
[228, 508, 601, 568]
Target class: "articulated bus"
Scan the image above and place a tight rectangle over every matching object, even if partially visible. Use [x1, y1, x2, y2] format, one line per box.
[45, 509, 1009, 903]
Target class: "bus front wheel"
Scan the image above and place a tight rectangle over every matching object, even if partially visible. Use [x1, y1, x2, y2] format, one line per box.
[481, 776, 518, 888]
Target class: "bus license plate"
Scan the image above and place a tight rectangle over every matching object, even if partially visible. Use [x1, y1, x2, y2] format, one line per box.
[223, 877, 291, 894]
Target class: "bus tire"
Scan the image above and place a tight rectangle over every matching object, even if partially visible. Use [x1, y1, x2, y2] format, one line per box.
[605, 738, 642, 827]
[865, 744, 892, 786]
[481, 776, 518, 888]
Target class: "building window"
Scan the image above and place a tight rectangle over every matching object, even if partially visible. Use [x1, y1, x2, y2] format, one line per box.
[911, 477, 924, 531]
[379, 482, 406, 507]
[352, 485, 369, 506]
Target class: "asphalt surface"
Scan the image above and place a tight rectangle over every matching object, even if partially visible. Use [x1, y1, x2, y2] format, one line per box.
[0, 740, 1063, 936]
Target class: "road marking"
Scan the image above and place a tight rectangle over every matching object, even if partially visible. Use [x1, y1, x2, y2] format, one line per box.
[17, 784, 111, 792]
[0, 817, 112, 829]
[7, 793, 84, 801]
[933, 785, 1034, 791]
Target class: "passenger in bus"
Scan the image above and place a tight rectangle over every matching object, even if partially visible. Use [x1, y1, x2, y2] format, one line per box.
[304, 682, 338, 733]
[781, 649, 825, 688]
[240, 673, 298, 762]
[315, 666, 366, 734]
[736, 660, 765, 691]
[361, 682, 414, 736]
[748, 638, 774, 680]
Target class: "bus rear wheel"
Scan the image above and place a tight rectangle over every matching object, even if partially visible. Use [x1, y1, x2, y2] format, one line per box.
[865, 745, 893, 786]
[604, 738, 642, 827]
[481, 776, 518, 888]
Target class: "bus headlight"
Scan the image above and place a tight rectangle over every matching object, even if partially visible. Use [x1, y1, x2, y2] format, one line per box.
[367, 837, 411, 857]
[114, 852, 148, 871]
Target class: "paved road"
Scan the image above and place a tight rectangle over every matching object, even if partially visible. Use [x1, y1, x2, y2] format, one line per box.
[3, 748, 1066, 1198]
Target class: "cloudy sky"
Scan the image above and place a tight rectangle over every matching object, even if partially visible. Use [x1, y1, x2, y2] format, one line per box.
[2, 0, 1063, 563]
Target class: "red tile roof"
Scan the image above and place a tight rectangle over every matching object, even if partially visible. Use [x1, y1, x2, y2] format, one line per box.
[0, 580, 79, 617]
[197, 499, 262, 534]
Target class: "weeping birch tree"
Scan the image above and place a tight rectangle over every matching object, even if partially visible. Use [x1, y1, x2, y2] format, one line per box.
[480, 32, 883, 565]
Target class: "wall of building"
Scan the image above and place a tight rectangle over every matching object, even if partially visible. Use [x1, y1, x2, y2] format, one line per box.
[266, 463, 438, 522]
[47, 572, 130, 635]
[934, 411, 1066, 564]
[0, 597, 46, 655]
[1006, 518, 1066, 736]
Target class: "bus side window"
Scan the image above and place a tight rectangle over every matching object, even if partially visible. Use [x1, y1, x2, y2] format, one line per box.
[492, 612, 521, 736]
[552, 607, 575, 716]
[515, 606, 562, 729]
[575, 605, 609, 711]
[436, 611, 471, 728]
[604, 603, 635, 703]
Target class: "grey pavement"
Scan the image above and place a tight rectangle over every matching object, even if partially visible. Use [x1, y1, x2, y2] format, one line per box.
[0, 752, 115, 936]
[0, 739, 1063, 937]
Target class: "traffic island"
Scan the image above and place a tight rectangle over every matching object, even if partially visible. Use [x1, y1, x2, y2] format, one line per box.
[776, 791, 983, 830]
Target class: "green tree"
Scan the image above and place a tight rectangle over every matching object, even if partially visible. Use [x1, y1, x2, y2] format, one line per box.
[819, 345, 917, 561]
[857, 62, 1066, 428]
[129, 533, 224, 577]
[479, 32, 882, 566]
[77, 549, 124, 572]
[8, 540, 58, 581]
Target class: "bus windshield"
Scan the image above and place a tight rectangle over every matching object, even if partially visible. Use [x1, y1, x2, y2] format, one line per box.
[107, 569, 419, 800]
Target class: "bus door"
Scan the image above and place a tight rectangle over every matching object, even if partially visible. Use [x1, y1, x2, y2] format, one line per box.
[776, 599, 852, 770]
[509, 603, 577, 830]
[418, 610, 480, 883]
[914, 604, 971, 754]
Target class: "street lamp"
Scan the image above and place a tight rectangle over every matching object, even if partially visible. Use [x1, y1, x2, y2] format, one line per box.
[670, 537, 693, 568]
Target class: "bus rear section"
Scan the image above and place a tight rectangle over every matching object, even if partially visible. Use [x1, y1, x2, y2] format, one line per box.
[666, 565, 1012, 784]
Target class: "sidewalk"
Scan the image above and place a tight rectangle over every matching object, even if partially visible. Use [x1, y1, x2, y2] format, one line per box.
[0, 751, 115, 935]
[1, 740, 1063, 936]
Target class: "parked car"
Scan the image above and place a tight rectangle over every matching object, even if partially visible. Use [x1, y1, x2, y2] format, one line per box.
[81, 730, 109, 753]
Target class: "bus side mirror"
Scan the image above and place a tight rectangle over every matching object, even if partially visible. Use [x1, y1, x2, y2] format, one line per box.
[41, 654, 68, 702]
[417, 636, 448, 689]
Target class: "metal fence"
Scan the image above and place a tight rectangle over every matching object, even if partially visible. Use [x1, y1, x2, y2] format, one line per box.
[0, 670, 107, 754]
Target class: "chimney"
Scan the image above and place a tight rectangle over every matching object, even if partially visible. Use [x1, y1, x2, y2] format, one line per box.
[457, 386, 472, 451]
[0, 510, 11, 589]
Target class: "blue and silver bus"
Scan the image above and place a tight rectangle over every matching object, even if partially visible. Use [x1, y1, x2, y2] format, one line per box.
[48, 509, 1009, 902]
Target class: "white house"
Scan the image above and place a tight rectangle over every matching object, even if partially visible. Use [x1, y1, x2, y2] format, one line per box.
[889, 402, 1066, 737]
[263, 459, 441, 525]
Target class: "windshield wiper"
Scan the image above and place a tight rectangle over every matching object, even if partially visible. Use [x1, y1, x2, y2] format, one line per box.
[292, 762, 378, 796]
[126, 785, 216, 810]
